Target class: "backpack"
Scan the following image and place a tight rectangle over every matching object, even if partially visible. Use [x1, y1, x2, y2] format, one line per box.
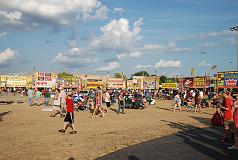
[211, 111, 224, 126]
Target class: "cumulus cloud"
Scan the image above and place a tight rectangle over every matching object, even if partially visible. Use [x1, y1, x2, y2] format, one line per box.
[90, 18, 143, 50]
[53, 40, 98, 68]
[0, 48, 18, 67]
[154, 60, 181, 68]
[198, 42, 217, 48]
[95, 62, 120, 71]
[113, 8, 124, 14]
[0, 0, 108, 31]
[135, 64, 152, 69]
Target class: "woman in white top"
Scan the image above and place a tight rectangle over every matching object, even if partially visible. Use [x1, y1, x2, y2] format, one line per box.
[51, 89, 64, 118]
[174, 92, 182, 112]
[105, 91, 111, 108]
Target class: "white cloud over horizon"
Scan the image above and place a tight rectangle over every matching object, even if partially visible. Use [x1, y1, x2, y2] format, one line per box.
[155, 60, 181, 68]
[0, 48, 18, 67]
[94, 62, 120, 71]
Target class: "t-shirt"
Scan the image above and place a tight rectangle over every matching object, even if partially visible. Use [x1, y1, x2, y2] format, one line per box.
[105, 92, 110, 102]
[223, 98, 232, 121]
[59, 90, 66, 103]
[27, 89, 34, 98]
[66, 97, 74, 112]
[36, 91, 42, 98]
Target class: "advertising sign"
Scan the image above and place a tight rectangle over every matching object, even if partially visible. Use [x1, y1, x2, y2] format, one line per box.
[224, 71, 238, 87]
[183, 77, 193, 88]
[217, 71, 238, 88]
[161, 83, 178, 89]
[193, 77, 206, 88]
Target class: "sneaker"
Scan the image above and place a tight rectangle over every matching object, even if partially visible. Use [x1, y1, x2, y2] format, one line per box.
[69, 131, 77, 134]
[228, 145, 237, 150]
[58, 129, 65, 133]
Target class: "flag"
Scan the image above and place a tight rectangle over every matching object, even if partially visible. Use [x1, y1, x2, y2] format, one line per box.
[211, 65, 217, 70]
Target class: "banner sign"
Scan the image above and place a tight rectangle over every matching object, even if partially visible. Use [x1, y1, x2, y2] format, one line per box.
[217, 71, 238, 88]
[183, 78, 193, 88]
[161, 83, 178, 89]
[193, 77, 206, 88]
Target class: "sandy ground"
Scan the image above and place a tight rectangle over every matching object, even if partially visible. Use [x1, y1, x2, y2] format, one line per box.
[0, 96, 215, 160]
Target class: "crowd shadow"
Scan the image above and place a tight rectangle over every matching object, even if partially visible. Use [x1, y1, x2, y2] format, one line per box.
[110, 108, 118, 114]
[96, 120, 238, 160]
[0, 111, 12, 122]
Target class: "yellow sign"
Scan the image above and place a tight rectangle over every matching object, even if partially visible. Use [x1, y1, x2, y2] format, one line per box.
[194, 77, 205, 86]
[162, 83, 178, 89]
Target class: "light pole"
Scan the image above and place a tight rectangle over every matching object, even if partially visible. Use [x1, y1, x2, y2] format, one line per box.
[230, 26, 238, 71]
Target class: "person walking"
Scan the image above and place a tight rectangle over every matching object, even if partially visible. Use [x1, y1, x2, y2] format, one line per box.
[91, 92, 105, 118]
[174, 92, 182, 112]
[220, 92, 232, 143]
[27, 88, 34, 106]
[35, 88, 42, 106]
[51, 89, 64, 117]
[228, 94, 238, 150]
[58, 93, 77, 134]
[194, 91, 202, 113]
[105, 91, 111, 108]
[118, 92, 125, 114]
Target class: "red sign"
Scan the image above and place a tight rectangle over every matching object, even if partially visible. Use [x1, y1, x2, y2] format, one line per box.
[183, 78, 193, 88]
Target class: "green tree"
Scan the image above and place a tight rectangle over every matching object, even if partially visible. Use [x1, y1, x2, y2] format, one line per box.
[114, 73, 123, 78]
[132, 71, 149, 77]
[159, 75, 167, 84]
[58, 72, 73, 79]
[114, 73, 127, 80]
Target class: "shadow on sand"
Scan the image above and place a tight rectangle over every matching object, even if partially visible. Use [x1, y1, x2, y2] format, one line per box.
[0, 111, 12, 122]
[96, 119, 238, 160]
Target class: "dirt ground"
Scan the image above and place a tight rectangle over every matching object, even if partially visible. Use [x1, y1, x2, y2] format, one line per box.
[0, 96, 215, 160]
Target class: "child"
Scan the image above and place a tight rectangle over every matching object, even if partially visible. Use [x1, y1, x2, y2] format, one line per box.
[58, 93, 77, 134]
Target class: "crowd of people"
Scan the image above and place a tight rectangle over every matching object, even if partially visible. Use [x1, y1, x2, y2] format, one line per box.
[22, 86, 238, 150]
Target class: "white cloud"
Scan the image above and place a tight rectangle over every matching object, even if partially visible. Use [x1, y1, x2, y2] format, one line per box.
[135, 64, 152, 69]
[53, 40, 97, 67]
[199, 60, 212, 67]
[90, 18, 143, 50]
[0, 31, 7, 38]
[176, 30, 237, 41]
[142, 42, 191, 53]
[116, 53, 127, 60]
[0, 48, 18, 66]
[113, 8, 124, 14]
[154, 60, 181, 68]
[129, 51, 142, 58]
[0, 0, 108, 31]
[198, 42, 217, 48]
[95, 62, 120, 71]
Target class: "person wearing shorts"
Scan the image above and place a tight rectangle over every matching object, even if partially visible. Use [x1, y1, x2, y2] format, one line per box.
[58, 93, 77, 134]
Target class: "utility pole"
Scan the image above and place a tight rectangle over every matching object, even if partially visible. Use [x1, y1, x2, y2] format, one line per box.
[230, 26, 238, 71]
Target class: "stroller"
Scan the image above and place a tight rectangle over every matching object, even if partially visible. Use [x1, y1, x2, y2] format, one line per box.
[125, 95, 133, 109]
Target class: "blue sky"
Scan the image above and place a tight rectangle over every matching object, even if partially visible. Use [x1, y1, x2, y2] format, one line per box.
[0, 0, 237, 77]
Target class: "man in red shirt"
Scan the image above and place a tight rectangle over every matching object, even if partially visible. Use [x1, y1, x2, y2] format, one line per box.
[58, 92, 77, 134]
[220, 92, 232, 142]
